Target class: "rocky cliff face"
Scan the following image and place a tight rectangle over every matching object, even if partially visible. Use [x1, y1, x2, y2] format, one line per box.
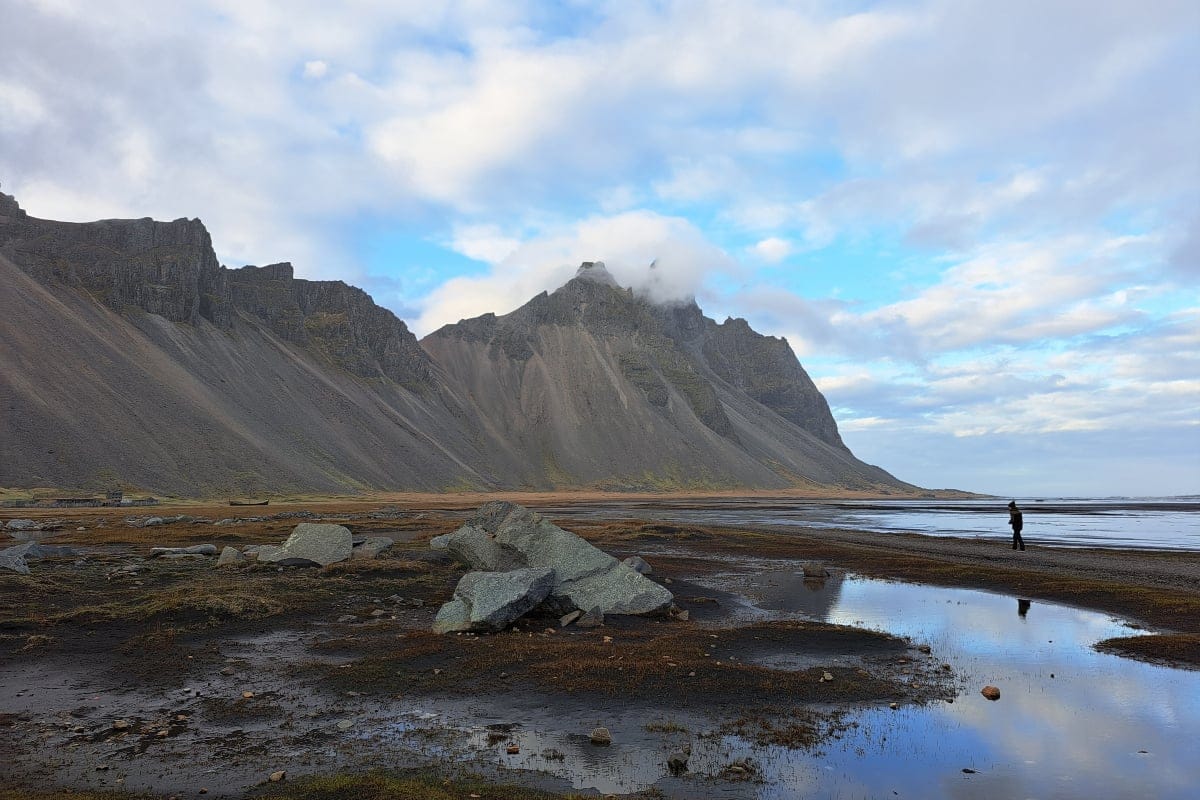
[423, 262, 908, 491]
[0, 189, 915, 495]
[0, 189, 232, 327]
[0, 186, 435, 391]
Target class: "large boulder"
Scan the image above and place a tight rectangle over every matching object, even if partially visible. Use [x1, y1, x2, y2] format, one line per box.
[433, 568, 556, 634]
[258, 523, 352, 566]
[463, 502, 672, 616]
[436, 525, 522, 571]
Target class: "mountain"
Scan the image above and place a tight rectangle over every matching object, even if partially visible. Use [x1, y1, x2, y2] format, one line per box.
[423, 262, 908, 491]
[0, 188, 917, 496]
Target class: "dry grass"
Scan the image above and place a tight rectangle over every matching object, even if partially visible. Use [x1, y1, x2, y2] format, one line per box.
[322, 620, 935, 707]
[1095, 633, 1200, 667]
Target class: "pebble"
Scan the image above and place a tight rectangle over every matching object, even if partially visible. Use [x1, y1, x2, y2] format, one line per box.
[269, 770, 286, 782]
[506, 744, 520, 754]
[590, 726, 612, 745]
[336, 719, 353, 730]
[981, 685, 1001, 701]
[220, 667, 236, 676]
[112, 719, 132, 731]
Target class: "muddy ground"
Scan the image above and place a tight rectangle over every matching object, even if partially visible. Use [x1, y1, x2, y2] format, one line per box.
[1, 499, 1197, 799]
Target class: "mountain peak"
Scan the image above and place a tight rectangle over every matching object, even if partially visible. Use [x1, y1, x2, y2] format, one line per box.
[573, 260, 620, 287]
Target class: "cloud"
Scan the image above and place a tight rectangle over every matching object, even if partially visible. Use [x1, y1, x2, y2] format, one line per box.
[302, 60, 329, 79]
[1, 0, 1196, 494]
[416, 210, 740, 334]
[750, 236, 793, 263]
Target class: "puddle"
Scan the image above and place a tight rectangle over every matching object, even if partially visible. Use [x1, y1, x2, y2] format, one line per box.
[3, 574, 1197, 798]
[382, 574, 1200, 799]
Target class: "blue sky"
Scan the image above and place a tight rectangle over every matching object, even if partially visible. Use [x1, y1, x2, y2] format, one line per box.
[1, 0, 1196, 496]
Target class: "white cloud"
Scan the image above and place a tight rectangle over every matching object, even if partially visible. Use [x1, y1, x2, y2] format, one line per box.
[302, 60, 329, 79]
[750, 236, 793, 263]
[414, 210, 740, 335]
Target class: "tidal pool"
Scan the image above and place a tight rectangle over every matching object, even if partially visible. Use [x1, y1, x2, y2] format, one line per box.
[391, 573, 1200, 799]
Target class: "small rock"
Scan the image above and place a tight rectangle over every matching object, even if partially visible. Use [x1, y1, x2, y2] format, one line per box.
[590, 726, 612, 746]
[622, 555, 653, 575]
[242, 691, 254, 699]
[981, 685, 1001, 701]
[112, 719, 132, 731]
[269, 771, 286, 783]
[220, 666, 236, 676]
[336, 614, 358, 623]
[577, 608, 605, 628]
[370, 609, 388, 617]
[917, 644, 932, 654]
[667, 750, 689, 774]
[156, 729, 169, 738]
[335, 719, 353, 730]
[822, 671, 834, 682]
[506, 743, 520, 754]
[801, 561, 830, 578]
[216, 546, 245, 567]
[559, 610, 582, 628]
[962, 768, 977, 774]
[889, 702, 899, 710]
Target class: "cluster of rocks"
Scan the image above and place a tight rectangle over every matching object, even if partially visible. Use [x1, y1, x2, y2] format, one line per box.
[430, 502, 673, 634]
[126, 515, 198, 528]
[213, 510, 319, 526]
[5, 518, 63, 532]
[233, 523, 393, 568]
[0, 541, 79, 574]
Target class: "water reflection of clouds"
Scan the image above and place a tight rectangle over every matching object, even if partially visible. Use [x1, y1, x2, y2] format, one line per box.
[387, 575, 1199, 798]
[815, 577, 1200, 799]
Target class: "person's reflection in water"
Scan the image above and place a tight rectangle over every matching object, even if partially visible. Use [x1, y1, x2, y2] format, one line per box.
[1018, 598, 1031, 618]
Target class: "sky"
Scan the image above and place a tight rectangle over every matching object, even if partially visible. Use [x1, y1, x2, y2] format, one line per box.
[1, 0, 1197, 497]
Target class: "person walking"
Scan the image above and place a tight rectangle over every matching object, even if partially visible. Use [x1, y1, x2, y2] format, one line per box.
[1008, 501, 1025, 551]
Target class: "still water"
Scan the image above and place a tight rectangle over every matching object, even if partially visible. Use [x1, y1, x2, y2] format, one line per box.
[394, 574, 1200, 799]
[546, 498, 1200, 551]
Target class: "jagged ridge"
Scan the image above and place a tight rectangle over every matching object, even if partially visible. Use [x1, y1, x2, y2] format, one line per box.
[0, 188, 917, 495]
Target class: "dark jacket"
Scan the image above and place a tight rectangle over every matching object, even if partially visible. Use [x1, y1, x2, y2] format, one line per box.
[1009, 509, 1023, 531]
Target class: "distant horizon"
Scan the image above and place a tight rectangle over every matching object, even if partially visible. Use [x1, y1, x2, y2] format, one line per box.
[1, 1, 1196, 497]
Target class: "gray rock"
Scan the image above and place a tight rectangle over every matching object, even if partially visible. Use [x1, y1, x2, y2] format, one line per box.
[149, 544, 218, 558]
[622, 555, 653, 575]
[5, 519, 39, 531]
[429, 533, 452, 551]
[143, 517, 164, 527]
[5, 541, 77, 561]
[576, 608, 605, 628]
[468, 502, 673, 616]
[0, 547, 30, 574]
[272, 523, 352, 566]
[432, 567, 556, 634]
[441, 525, 523, 571]
[559, 610, 582, 628]
[216, 546, 245, 567]
[250, 544, 288, 563]
[590, 726, 612, 745]
[801, 561, 830, 578]
[351, 536, 394, 560]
